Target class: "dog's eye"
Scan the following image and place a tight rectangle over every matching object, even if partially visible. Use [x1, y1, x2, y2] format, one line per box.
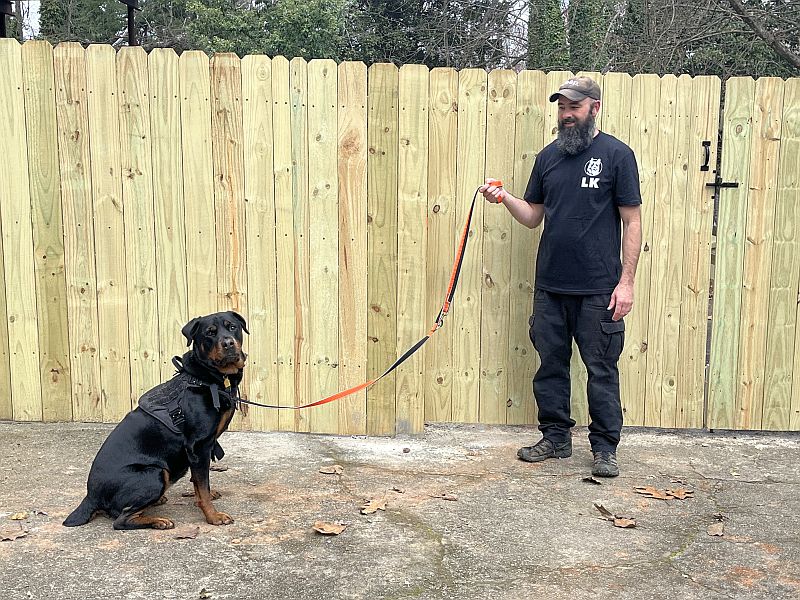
[206, 327, 217, 336]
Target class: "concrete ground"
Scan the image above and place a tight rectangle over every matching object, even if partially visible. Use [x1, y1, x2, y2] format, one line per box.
[0, 421, 798, 600]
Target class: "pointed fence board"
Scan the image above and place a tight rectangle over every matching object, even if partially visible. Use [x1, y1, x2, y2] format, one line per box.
[307, 58, 340, 434]
[708, 77, 756, 429]
[117, 46, 159, 408]
[337, 61, 368, 435]
[480, 69, 516, 425]
[23, 41, 72, 421]
[86, 44, 131, 422]
[425, 67, 458, 424]
[396, 64, 429, 434]
[242, 54, 279, 432]
[509, 69, 547, 426]
[676, 76, 721, 429]
[452, 68, 487, 424]
[54, 42, 102, 422]
[621, 73, 660, 427]
[0, 39, 42, 422]
[366, 63, 399, 435]
[149, 48, 188, 380]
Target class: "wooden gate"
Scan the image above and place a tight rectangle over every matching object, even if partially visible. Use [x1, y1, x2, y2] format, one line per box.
[708, 77, 800, 431]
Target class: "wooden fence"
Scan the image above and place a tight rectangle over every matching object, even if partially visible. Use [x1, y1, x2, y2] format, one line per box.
[0, 40, 797, 434]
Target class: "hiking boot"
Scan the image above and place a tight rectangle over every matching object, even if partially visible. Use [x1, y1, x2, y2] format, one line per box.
[592, 451, 619, 477]
[517, 438, 572, 463]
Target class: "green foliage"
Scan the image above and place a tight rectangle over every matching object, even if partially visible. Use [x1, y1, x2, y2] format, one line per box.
[264, 0, 347, 60]
[182, 0, 269, 56]
[568, 0, 613, 71]
[528, 0, 569, 69]
[39, 0, 127, 44]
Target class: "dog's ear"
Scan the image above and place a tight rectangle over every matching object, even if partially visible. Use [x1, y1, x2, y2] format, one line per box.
[181, 317, 202, 346]
[229, 311, 249, 334]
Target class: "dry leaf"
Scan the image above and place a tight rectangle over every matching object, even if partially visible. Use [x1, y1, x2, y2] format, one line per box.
[210, 464, 228, 472]
[199, 588, 212, 599]
[391, 486, 405, 494]
[8, 512, 29, 521]
[613, 517, 637, 528]
[361, 498, 387, 515]
[594, 504, 615, 521]
[707, 522, 725, 537]
[666, 488, 694, 500]
[173, 526, 200, 540]
[319, 465, 344, 475]
[634, 486, 671, 500]
[594, 504, 636, 528]
[1, 528, 28, 541]
[582, 476, 602, 485]
[312, 521, 346, 535]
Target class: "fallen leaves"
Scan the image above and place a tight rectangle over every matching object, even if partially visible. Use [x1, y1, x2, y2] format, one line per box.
[634, 486, 671, 500]
[1, 527, 28, 541]
[360, 498, 387, 515]
[312, 521, 346, 536]
[582, 476, 602, 485]
[634, 486, 694, 500]
[8, 512, 29, 521]
[173, 525, 200, 540]
[594, 504, 637, 529]
[199, 588, 212, 599]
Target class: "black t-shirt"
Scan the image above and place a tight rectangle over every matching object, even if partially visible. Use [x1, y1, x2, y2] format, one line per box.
[524, 132, 642, 294]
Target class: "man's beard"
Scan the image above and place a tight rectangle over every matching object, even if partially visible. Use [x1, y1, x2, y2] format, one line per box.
[556, 112, 596, 155]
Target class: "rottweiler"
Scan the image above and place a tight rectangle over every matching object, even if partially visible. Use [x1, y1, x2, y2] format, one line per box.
[63, 311, 248, 530]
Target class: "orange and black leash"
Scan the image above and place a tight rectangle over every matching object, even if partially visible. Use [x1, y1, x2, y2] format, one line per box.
[238, 181, 501, 411]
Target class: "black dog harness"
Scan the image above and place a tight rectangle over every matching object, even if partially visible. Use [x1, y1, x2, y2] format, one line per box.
[137, 355, 241, 461]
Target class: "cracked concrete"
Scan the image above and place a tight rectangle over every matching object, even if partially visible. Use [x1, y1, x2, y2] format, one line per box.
[0, 421, 798, 600]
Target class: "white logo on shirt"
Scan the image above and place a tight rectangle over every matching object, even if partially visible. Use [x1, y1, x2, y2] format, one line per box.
[585, 158, 603, 176]
[581, 157, 602, 188]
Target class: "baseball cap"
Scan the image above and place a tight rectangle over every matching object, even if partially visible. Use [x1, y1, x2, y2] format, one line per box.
[549, 76, 602, 102]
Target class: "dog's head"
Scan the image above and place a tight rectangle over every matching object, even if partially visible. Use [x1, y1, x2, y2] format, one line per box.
[181, 311, 248, 375]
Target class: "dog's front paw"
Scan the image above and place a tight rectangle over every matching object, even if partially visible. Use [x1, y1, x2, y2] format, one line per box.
[152, 517, 175, 530]
[207, 511, 233, 526]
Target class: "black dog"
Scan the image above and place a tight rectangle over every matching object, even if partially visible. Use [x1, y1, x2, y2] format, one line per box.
[63, 311, 248, 530]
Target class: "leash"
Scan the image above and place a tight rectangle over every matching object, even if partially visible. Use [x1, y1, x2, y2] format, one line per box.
[239, 181, 502, 411]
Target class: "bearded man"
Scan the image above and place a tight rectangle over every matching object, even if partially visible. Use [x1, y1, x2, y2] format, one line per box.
[480, 76, 643, 477]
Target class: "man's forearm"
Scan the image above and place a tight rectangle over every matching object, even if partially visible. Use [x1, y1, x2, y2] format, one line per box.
[620, 219, 642, 286]
[500, 192, 544, 229]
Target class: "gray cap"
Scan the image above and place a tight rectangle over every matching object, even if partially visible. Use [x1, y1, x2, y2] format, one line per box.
[548, 76, 602, 102]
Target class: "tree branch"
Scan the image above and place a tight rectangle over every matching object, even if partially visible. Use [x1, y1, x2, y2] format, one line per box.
[726, 0, 800, 69]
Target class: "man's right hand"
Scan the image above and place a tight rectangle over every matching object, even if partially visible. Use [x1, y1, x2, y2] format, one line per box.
[479, 178, 506, 204]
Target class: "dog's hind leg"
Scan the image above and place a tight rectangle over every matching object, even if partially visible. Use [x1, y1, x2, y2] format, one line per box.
[111, 468, 175, 530]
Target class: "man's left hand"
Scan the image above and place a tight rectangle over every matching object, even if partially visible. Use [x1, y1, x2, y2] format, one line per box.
[608, 282, 634, 321]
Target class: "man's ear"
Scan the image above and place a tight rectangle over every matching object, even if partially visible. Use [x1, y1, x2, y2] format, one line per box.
[229, 311, 249, 334]
[181, 317, 201, 346]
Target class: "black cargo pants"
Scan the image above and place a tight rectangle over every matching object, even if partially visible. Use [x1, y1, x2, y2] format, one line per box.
[529, 289, 625, 453]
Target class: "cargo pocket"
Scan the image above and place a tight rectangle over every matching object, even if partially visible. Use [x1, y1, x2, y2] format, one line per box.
[600, 320, 625, 359]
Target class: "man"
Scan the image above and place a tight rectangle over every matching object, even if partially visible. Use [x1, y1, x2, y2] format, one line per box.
[480, 76, 642, 477]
